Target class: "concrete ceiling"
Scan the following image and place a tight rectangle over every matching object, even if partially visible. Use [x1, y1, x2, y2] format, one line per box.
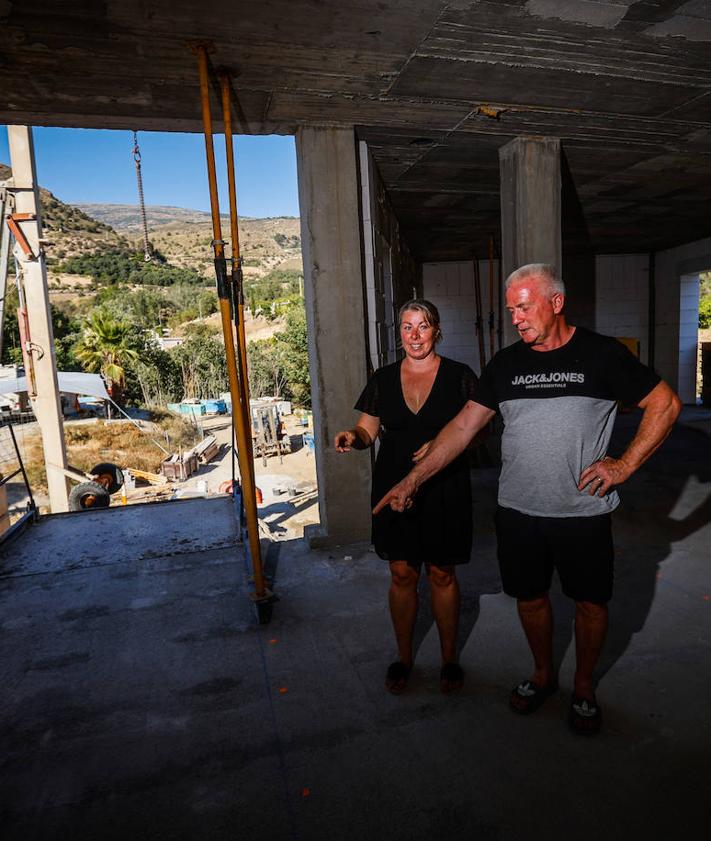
[2, 0, 711, 260]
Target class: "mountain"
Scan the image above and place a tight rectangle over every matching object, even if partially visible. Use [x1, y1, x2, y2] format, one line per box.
[1, 163, 129, 261]
[77, 203, 297, 231]
[1, 167, 302, 280]
[77, 204, 219, 230]
[146, 215, 302, 278]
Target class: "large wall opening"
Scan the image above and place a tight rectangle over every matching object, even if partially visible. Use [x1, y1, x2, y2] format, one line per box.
[1, 126, 317, 536]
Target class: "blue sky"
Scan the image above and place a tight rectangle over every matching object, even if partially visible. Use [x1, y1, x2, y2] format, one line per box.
[0, 126, 299, 218]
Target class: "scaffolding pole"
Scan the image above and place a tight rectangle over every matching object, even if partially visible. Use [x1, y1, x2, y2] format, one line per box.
[219, 69, 256, 492]
[195, 45, 270, 608]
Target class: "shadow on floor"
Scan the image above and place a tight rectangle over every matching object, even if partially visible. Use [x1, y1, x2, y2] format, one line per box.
[1, 414, 710, 840]
[542, 414, 711, 684]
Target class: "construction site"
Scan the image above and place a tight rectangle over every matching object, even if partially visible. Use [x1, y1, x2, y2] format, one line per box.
[1, 2, 711, 839]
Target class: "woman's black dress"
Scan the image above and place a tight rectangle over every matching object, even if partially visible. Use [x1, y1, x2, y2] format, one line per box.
[355, 356, 479, 565]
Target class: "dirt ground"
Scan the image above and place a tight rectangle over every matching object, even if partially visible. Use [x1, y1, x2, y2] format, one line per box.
[176, 412, 320, 539]
[1, 412, 319, 539]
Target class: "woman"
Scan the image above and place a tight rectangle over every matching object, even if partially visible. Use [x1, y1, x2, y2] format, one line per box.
[334, 300, 479, 695]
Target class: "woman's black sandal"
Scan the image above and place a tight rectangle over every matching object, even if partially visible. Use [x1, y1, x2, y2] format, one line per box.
[440, 662, 464, 694]
[385, 661, 411, 694]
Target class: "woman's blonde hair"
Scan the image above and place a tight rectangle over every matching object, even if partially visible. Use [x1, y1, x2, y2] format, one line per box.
[398, 299, 443, 343]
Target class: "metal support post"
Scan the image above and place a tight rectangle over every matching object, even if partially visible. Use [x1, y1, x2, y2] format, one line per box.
[194, 45, 270, 607]
[219, 69, 256, 492]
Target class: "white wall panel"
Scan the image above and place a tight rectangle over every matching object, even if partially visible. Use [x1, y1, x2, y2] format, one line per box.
[595, 254, 649, 361]
[422, 260, 500, 375]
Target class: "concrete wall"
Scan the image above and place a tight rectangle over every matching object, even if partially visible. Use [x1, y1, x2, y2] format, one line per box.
[422, 260, 499, 375]
[296, 127, 372, 545]
[595, 238, 711, 402]
[359, 142, 419, 372]
[426, 238, 711, 404]
[595, 254, 650, 361]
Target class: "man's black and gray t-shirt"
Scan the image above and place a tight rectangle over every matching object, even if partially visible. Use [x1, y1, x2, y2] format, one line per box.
[474, 327, 660, 518]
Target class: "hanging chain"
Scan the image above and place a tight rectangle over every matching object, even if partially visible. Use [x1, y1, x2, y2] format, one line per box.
[132, 130, 152, 262]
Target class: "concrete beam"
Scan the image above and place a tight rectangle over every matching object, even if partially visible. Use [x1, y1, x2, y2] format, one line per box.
[7, 126, 70, 512]
[295, 127, 372, 547]
[499, 136, 561, 344]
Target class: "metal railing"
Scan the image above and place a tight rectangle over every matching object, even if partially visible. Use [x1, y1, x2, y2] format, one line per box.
[0, 423, 37, 545]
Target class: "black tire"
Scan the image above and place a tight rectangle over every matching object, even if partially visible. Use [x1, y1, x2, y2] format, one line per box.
[89, 462, 124, 495]
[69, 481, 111, 511]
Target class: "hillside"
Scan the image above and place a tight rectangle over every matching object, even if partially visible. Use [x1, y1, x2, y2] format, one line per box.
[1, 164, 302, 282]
[77, 203, 219, 229]
[1, 163, 130, 264]
[1, 163, 302, 361]
[147, 216, 301, 279]
[76, 203, 301, 278]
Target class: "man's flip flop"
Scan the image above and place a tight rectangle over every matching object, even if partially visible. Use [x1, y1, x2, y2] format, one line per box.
[509, 679, 558, 715]
[440, 662, 464, 694]
[569, 694, 602, 736]
[385, 661, 411, 695]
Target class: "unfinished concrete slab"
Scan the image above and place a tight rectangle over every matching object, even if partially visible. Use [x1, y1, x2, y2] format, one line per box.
[1, 412, 709, 839]
[2, 2, 711, 257]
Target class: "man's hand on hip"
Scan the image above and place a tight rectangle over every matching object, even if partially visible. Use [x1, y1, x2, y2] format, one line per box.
[578, 456, 632, 497]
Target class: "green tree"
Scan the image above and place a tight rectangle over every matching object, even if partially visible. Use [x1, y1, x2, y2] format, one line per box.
[173, 327, 228, 398]
[61, 249, 207, 286]
[1, 285, 22, 366]
[94, 285, 170, 329]
[130, 342, 182, 407]
[74, 310, 139, 404]
[274, 303, 311, 407]
[699, 296, 711, 329]
[52, 306, 83, 370]
[165, 285, 218, 326]
[1, 287, 81, 370]
[245, 302, 310, 405]
[247, 338, 288, 399]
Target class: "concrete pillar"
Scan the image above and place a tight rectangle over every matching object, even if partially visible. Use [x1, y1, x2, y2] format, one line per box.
[499, 137, 561, 345]
[8, 126, 70, 512]
[295, 127, 372, 547]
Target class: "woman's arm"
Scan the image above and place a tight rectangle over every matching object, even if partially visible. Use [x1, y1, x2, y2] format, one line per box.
[334, 412, 381, 452]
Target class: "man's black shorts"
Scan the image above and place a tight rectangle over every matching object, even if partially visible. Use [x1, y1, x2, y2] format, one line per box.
[495, 505, 614, 604]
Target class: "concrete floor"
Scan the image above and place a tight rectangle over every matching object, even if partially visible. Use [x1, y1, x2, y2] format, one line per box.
[1, 410, 710, 840]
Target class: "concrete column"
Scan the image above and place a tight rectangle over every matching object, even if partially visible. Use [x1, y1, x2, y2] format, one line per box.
[295, 127, 372, 547]
[499, 137, 561, 345]
[8, 126, 70, 512]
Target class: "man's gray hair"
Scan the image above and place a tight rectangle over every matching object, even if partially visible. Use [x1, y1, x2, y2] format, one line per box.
[505, 263, 565, 296]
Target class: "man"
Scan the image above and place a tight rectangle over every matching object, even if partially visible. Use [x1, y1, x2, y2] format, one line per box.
[374, 263, 681, 735]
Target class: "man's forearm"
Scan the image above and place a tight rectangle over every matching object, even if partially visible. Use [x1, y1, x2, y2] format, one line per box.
[409, 403, 495, 490]
[619, 382, 682, 475]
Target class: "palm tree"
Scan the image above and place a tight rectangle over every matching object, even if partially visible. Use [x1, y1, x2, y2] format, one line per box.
[74, 310, 139, 405]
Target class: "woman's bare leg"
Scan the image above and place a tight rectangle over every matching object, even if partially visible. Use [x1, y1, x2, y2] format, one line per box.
[388, 560, 420, 667]
[426, 563, 459, 664]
